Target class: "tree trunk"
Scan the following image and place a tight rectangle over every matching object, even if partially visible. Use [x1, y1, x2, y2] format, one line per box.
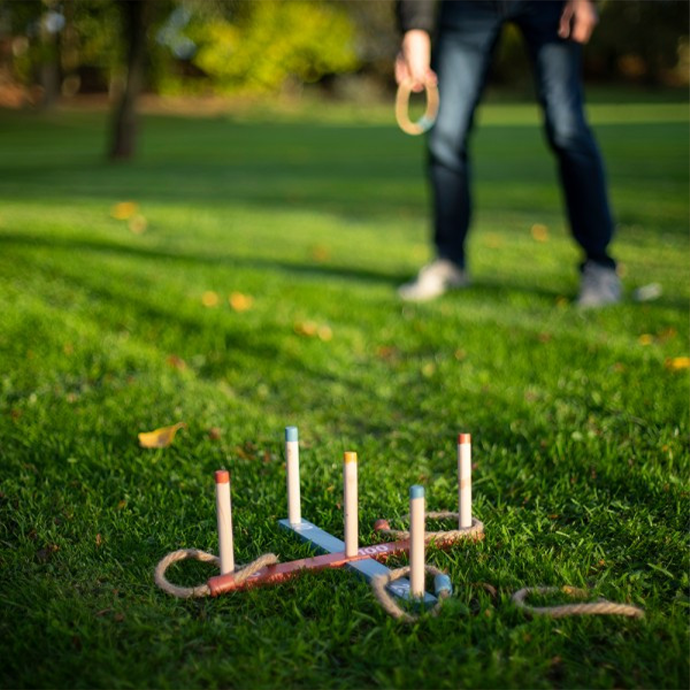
[38, 12, 60, 109]
[109, 0, 150, 161]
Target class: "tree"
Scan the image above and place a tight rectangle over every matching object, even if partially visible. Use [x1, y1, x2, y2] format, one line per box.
[108, 0, 152, 160]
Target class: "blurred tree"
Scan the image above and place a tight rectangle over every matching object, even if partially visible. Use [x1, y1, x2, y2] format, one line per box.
[109, 0, 152, 159]
[186, 0, 358, 94]
[589, 0, 690, 86]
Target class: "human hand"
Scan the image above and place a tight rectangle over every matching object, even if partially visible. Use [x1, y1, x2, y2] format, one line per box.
[558, 0, 598, 44]
[395, 30, 437, 92]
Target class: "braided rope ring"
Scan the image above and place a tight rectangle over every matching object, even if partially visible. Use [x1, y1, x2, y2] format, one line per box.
[512, 586, 644, 619]
[371, 564, 450, 623]
[375, 512, 484, 544]
[154, 548, 279, 598]
[395, 80, 439, 136]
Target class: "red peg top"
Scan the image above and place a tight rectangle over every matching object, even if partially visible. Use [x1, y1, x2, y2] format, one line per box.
[215, 470, 230, 484]
[458, 433, 472, 444]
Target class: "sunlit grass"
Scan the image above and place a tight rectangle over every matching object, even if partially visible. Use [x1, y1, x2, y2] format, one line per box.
[0, 95, 688, 689]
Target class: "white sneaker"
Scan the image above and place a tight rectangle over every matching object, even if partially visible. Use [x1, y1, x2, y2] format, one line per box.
[577, 261, 622, 308]
[398, 259, 469, 302]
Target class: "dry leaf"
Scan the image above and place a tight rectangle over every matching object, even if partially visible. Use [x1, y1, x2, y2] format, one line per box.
[294, 321, 318, 337]
[202, 291, 219, 307]
[166, 354, 187, 370]
[311, 245, 330, 262]
[665, 357, 690, 370]
[111, 201, 139, 220]
[129, 215, 148, 234]
[229, 292, 253, 311]
[317, 325, 333, 342]
[485, 233, 503, 248]
[531, 224, 549, 242]
[138, 422, 186, 448]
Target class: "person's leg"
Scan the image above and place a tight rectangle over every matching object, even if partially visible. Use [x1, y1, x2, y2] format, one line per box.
[514, 0, 616, 270]
[429, 2, 504, 269]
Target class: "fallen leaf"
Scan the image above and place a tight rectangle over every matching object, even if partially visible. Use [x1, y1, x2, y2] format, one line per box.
[294, 321, 318, 337]
[531, 223, 549, 242]
[317, 325, 333, 342]
[422, 362, 436, 377]
[485, 233, 503, 248]
[138, 422, 186, 448]
[377, 345, 397, 360]
[111, 201, 138, 220]
[311, 245, 330, 262]
[229, 292, 253, 311]
[166, 354, 187, 370]
[665, 356, 690, 370]
[128, 215, 148, 234]
[202, 291, 219, 307]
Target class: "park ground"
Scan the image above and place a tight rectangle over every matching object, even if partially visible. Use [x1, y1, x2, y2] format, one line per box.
[0, 90, 688, 689]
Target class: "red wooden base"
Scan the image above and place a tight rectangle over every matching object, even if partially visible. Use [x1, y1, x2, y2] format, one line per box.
[207, 539, 411, 596]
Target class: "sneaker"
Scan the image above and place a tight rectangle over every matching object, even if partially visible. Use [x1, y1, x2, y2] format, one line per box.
[398, 258, 469, 302]
[577, 261, 622, 308]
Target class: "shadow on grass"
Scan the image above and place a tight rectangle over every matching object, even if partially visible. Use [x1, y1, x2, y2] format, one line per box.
[5, 229, 689, 311]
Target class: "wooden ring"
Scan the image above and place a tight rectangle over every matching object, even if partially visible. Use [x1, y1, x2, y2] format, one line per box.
[395, 80, 439, 136]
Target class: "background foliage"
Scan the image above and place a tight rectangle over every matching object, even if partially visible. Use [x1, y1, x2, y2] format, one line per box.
[0, 0, 688, 107]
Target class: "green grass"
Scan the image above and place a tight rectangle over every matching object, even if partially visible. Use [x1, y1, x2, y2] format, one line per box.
[0, 94, 688, 690]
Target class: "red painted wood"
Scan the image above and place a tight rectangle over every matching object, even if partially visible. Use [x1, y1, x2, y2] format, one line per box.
[205, 534, 472, 597]
[207, 540, 415, 596]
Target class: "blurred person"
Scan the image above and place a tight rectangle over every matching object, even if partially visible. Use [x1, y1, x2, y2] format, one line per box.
[395, 0, 621, 307]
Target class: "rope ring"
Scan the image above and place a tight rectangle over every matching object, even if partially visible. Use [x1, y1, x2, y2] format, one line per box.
[375, 513, 484, 544]
[371, 564, 450, 623]
[154, 548, 218, 599]
[512, 586, 644, 619]
[395, 80, 439, 136]
[154, 548, 279, 599]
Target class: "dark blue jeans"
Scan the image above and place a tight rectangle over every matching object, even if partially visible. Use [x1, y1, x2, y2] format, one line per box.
[429, 0, 615, 269]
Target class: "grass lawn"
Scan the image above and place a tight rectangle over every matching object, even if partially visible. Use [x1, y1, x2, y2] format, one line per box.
[0, 93, 688, 689]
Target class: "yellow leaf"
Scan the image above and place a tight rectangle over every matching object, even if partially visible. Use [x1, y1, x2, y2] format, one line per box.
[202, 291, 219, 307]
[138, 422, 186, 448]
[530, 224, 549, 242]
[111, 201, 139, 220]
[295, 321, 318, 337]
[485, 233, 503, 248]
[317, 325, 333, 341]
[229, 292, 253, 311]
[665, 357, 690, 370]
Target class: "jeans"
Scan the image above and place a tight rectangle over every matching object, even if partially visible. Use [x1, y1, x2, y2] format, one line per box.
[429, 0, 615, 269]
